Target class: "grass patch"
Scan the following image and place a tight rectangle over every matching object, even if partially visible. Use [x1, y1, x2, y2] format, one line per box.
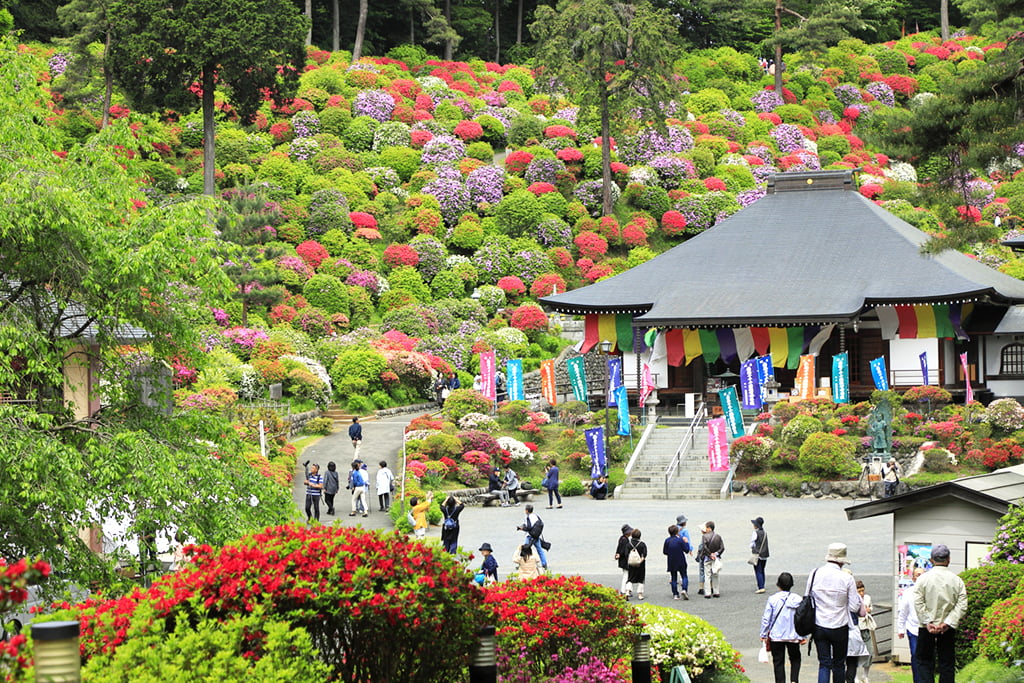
[291, 434, 326, 454]
[903, 468, 986, 487]
[742, 471, 808, 496]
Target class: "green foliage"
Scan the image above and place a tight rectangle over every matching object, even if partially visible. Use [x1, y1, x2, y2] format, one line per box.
[991, 504, 1024, 565]
[744, 471, 807, 496]
[959, 562, 1024, 665]
[636, 603, 742, 679]
[507, 114, 545, 148]
[495, 189, 543, 237]
[686, 88, 731, 115]
[797, 433, 859, 479]
[302, 273, 350, 314]
[303, 417, 334, 436]
[956, 658, 1024, 683]
[780, 414, 824, 449]
[922, 447, 955, 472]
[329, 348, 387, 395]
[559, 478, 585, 496]
[442, 388, 493, 423]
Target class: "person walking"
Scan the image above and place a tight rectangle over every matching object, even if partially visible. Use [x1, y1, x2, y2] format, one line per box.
[410, 491, 433, 539]
[543, 458, 562, 509]
[517, 504, 548, 569]
[433, 373, 446, 407]
[503, 464, 520, 506]
[913, 544, 967, 683]
[440, 494, 465, 554]
[848, 580, 875, 683]
[375, 460, 395, 512]
[806, 543, 864, 683]
[624, 528, 647, 600]
[760, 572, 803, 683]
[695, 522, 708, 595]
[323, 461, 340, 515]
[896, 568, 925, 681]
[348, 461, 369, 517]
[303, 463, 324, 523]
[700, 521, 724, 599]
[751, 516, 770, 593]
[663, 524, 690, 600]
[348, 417, 363, 459]
[615, 524, 634, 597]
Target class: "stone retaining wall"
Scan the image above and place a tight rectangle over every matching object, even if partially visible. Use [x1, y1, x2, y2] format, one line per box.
[733, 478, 911, 500]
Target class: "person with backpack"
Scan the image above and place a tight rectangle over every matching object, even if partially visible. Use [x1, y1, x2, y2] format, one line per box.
[663, 524, 691, 600]
[440, 494, 464, 553]
[348, 461, 369, 518]
[517, 504, 548, 570]
[615, 524, 634, 597]
[348, 417, 363, 459]
[760, 572, 804, 683]
[624, 528, 648, 600]
[806, 543, 864, 683]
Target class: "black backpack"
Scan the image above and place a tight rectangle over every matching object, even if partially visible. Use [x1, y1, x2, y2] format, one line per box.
[794, 570, 817, 637]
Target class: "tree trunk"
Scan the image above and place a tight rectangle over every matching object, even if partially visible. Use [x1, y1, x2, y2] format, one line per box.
[332, 0, 340, 51]
[305, 0, 313, 45]
[774, 0, 783, 95]
[444, 0, 453, 59]
[101, 27, 112, 129]
[600, 87, 613, 216]
[494, 0, 500, 62]
[410, 7, 415, 43]
[202, 68, 216, 196]
[939, 0, 949, 41]
[352, 0, 368, 60]
[516, 0, 523, 43]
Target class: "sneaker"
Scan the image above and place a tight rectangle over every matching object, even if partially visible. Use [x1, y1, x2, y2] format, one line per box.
[681, 592, 689, 600]
[638, 594, 644, 600]
[349, 512, 356, 516]
[697, 589, 705, 595]
[672, 595, 680, 600]
[705, 595, 712, 599]
[712, 594, 721, 598]
[556, 505, 563, 509]
[362, 513, 369, 518]
[755, 588, 766, 594]
[545, 506, 554, 509]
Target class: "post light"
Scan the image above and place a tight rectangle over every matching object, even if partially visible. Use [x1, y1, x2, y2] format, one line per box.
[32, 621, 81, 683]
[469, 625, 497, 683]
[599, 340, 614, 462]
[631, 633, 652, 683]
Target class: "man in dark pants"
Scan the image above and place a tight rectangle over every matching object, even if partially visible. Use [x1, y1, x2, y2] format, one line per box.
[913, 544, 967, 683]
[807, 543, 863, 683]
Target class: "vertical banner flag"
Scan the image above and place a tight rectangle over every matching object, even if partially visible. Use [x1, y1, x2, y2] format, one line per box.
[540, 359, 557, 406]
[566, 356, 588, 403]
[616, 385, 631, 436]
[479, 350, 496, 401]
[506, 359, 524, 401]
[960, 352, 974, 403]
[795, 354, 815, 402]
[707, 418, 730, 472]
[756, 354, 774, 402]
[719, 386, 744, 439]
[740, 359, 762, 410]
[870, 356, 889, 391]
[585, 426, 606, 478]
[920, 352, 929, 386]
[640, 363, 656, 407]
[831, 352, 850, 404]
[607, 357, 623, 407]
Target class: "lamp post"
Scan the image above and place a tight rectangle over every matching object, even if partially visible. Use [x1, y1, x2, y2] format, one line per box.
[600, 340, 613, 463]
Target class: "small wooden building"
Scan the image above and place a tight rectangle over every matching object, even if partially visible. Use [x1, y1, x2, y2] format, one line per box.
[540, 170, 1024, 405]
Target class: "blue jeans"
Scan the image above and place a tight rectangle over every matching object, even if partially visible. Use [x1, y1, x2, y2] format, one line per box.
[914, 626, 956, 683]
[754, 558, 767, 590]
[548, 486, 561, 506]
[907, 630, 919, 681]
[813, 625, 849, 683]
[669, 565, 688, 596]
[525, 535, 548, 567]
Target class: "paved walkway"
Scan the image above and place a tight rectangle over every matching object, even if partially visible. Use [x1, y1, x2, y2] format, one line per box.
[293, 416, 898, 682]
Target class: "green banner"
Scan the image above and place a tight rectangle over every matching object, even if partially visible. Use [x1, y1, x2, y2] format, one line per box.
[566, 356, 588, 403]
[719, 385, 744, 439]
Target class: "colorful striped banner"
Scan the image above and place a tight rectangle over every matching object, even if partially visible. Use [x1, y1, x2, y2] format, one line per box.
[597, 315, 618, 349]
[708, 418, 730, 472]
[787, 327, 804, 370]
[540, 359, 557, 406]
[887, 303, 972, 340]
[717, 328, 738, 363]
[581, 313, 636, 353]
[582, 315, 600, 353]
[751, 327, 771, 357]
[616, 315, 632, 353]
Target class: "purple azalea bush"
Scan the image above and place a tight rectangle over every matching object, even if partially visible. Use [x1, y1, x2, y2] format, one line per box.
[574, 180, 621, 216]
[353, 89, 395, 122]
[410, 235, 449, 280]
[421, 176, 471, 225]
[421, 135, 467, 165]
[650, 155, 696, 187]
[833, 84, 863, 106]
[524, 157, 566, 185]
[618, 126, 694, 165]
[466, 165, 506, 206]
[288, 137, 320, 161]
[866, 81, 895, 107]
[771, 124, 805, 153]
[291, 110, 320, 137]
[535, 218, 573, 249]
[750, 89, 783, 113]
[471, 238, 515, 284]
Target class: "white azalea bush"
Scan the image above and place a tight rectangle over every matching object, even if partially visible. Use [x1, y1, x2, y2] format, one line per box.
[496, 436, 533, 462]
[457, 412, 498, 431]
[635, 603, 741, 678]
[984, 398, 1024, 434]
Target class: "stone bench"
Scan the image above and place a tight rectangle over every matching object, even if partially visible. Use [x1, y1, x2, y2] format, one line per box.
[475, 488, 536, 506]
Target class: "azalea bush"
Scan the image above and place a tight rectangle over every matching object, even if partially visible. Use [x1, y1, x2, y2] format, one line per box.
[47, 525, 483, 682]
[481, 576, 641, 681]
[797, 432, 859, 479]
[902, 385, 952, 405]
[958, 562, 1024, 665]
[634, 603, 742, 681]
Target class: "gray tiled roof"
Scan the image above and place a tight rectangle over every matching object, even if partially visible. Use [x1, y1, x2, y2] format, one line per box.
[540, 171, 1024, 327]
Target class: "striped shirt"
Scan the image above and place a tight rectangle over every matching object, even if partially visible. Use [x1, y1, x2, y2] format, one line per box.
[306, 473, 323, 497]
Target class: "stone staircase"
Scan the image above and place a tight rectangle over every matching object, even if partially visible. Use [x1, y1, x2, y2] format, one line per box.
[615, 426, 728, 500]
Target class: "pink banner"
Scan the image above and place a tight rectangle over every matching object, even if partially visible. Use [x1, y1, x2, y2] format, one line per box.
[480, 350, 496, 401]
[960, 352, 973, 404]
[708, 418, 730, 472]
[640, 363, 656, 407]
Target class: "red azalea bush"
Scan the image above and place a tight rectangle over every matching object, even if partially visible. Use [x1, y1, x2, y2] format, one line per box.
[384, 243, 420, 268]
[453, 120, 484, 141]
[497, 275, 527, 296]
[505, 150, 534, 174]
[49, 526, 483, 682]
[859, 183, 883, 199]
[544, 125, 577, 139]
[481, 575, 641, 681]
[574, 231, 608, 259]
[349, 211, 378, 229]
[530, 273, 567, 298]
[661, 210, 688, 236]
[703, 177, 727, 192]
[510, 304, 549, 333]
[527, 181, 557, 195]
[296, 240, 330, 269]
[557, 148, 584, 163]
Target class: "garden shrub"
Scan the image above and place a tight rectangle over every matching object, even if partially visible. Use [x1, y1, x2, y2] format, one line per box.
[560, 478, 585, 496]
[494, 189, 542, 238]
[986, 398, 1024, 435]
[634, 603, 741, 681]
[51, 525, 484, 682]
[497, 400, 532, 428]
[303, 417, 334, 436]
[730, 435, 775, 475]
[743, 471, 806, 496]
[922, 447, 954, 472]
[902, 385, 952, 405]
[481, 575, 641, 681]
[346, 395, 376, 414]
[442, 388, 492, 423]
[771, 401, 800, 423]
[329, 348, 388, 395]
[420, 433, 464, 460]
[990, 504, 1024, 565]
[302, 273, 350, 315]
[955, 657, 1024, 683]
[780, 414, 824, 449]
[978, 594, 1024, 665]
[797, 433, 859, 479]
[956, 562, 1024, 665]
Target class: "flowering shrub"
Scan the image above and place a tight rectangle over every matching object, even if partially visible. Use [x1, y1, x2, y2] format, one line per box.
[481, 576, 641, 681]
[730, 435, 775, 474]
[635, 603, 742, 678]
[902, 385, 952, 404]
[959, 560, 1024, 663]
[510, 304, 548, 334]
[51, 526, 483, 681]
[452, 120, 484, 141]
[989, 504, 1024, 565]
[442, 388, 493, 423]
[964, 439, 1024, 471]
[497, 276, 527, 297]
[466, 165, 505, 206]
[496, 436, 533, 462]
[985, 398, 1024, 434]
[296, 240, 330, 268]
[384, 243, 420, 268]
[505, 150, 534, 174]
[797, 433, 859, 479]
[457, 413, 498, 432]
[574, 231, 608, 259]
[530, 273, 567, 298]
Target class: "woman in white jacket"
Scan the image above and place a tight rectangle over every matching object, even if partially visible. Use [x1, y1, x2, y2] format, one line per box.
[760, 572, 804, 683]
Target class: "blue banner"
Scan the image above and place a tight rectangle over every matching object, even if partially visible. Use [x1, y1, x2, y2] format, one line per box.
[506, 359, 524, 401]
[719, 385, 744, 439]
[740, 359, 762, 410]
[870, 356, 889, 391]
[920, 352, 929, 386]
[566, 356, 588, 402]
[585, 426, 606, 478]
[832, 352, 849, 404]
[616, 385, 631, 436]
[607, 357, 623, 407]
[755, 354, 774, 402]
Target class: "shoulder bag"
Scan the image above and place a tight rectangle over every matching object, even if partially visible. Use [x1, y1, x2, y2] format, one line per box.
[794, 570, 818, 637]
[748, 530, 767, 565]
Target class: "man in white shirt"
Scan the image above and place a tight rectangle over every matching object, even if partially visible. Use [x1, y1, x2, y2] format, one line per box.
[896, 567, 925, 681]
[806, 542, 864, 683]
[914, 545, 967, 683]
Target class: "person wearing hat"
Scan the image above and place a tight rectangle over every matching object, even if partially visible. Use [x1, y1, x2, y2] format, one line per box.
[488, 466, 510, 506]
[806, 542, 864, 683]
[478, 543, 499, 583]
[614, 524, 634, 597]
[750, 517, 770, 593]
[913, 544, 967, 683]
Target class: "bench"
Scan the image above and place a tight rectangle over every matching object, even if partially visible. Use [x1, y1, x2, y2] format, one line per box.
[475, 488, 536, 507]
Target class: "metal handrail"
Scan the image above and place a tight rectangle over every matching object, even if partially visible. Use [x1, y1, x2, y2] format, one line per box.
[664, 402, 706, 498]
[720, 415, 768, 499]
